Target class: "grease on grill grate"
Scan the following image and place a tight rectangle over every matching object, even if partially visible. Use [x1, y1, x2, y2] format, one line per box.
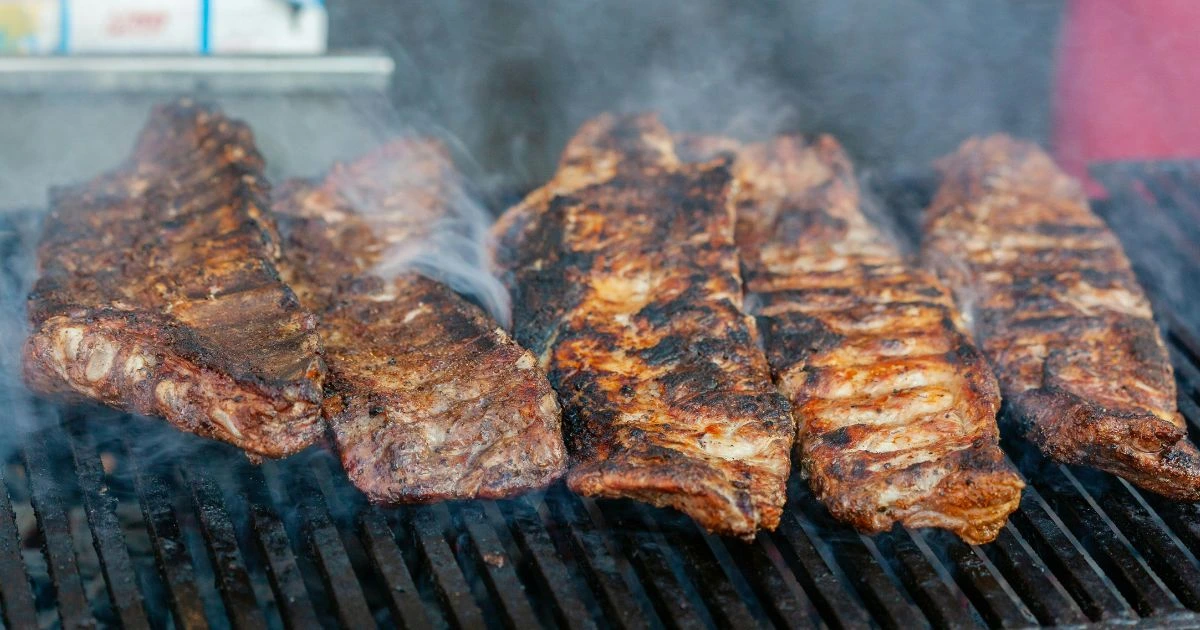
[2, 167, 1200, 628]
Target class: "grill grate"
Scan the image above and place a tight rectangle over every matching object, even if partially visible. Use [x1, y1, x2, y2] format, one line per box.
[2, 165, 1200, 628]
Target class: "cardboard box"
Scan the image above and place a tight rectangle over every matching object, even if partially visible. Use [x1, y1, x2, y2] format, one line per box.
[0, 0, 61, 54]
[68, 0, 200, 53]
[210, 0, 327, 55]
[62, 0, 327, 55]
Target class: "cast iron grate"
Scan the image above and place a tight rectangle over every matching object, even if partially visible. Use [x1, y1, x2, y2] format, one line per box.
[1, 164, 1200, 628]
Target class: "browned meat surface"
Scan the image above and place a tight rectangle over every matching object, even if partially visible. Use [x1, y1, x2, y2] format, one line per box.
[23, 101, 325, 458]
[680, 134, 1022, 543]
[493, 114, 795, 539]
[924, 135, 1200, 500]
[275, 140, 566, 503]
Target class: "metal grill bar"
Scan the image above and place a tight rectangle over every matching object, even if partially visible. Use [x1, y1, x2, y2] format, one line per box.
[725, 532, 822, 628]
[787, 483, 934, 628]
[937, 533, 1036, 627]
[185, 467, 268, 630]
[0, 466, 37, 628]
[412, 504, 486, 628]
[1153, 496, 1200, 569]
[125, 436, 209, 630]
[636, 507, 761, 628]
[878, 529, 978, 628]
[542, 489, 652, 630]
[5, 165, 1200, 627]
[1045, 466, 1185, 614]
[828, 533, 924, 627]
[1009, 488, 1135, 622]
[287, 463, 374, 628]
[982, 525, 1085, 625]
[66, 421, 150, 630]
[599, 500, 710, 627]
[1102, 481, 1200, 609]
[458, 502, 542, 628]
[241, 464, 321, 629]
[772, 509, 872, 627]
[501, 497, 597, 630]
[360, 508, 431, 629]
[25, 427, 92, 628]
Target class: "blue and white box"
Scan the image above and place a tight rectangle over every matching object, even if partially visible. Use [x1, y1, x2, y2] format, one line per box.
[0, 0, 327, 55]
[0, 0, 62, 54]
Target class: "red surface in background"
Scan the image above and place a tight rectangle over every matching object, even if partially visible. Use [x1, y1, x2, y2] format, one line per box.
[1054, 0, 1200, 196]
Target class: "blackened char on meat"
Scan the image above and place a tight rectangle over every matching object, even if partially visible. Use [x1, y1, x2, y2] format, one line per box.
[274, 140, 566, 503]
[23, 101, 326, 457]
[492, 114, 795, 539]
[923, 135, 1200, 500]
[678, 134, 1023, 544]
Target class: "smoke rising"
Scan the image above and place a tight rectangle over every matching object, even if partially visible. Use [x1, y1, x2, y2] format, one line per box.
[329, 0, 1060, 194]
[0, 212, 41, 454]
[361, 134, 513, 327]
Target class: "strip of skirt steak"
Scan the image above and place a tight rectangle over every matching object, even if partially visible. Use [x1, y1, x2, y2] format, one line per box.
[680, 134, 1022, 543]
[492, 114, 795, 539]
[23, 100, 326, 457]
[923, 135, 1200, 500]
[274, 139, 566, 502]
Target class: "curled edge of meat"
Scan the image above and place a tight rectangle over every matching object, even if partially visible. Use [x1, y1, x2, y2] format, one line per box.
[569, 457, 782, 541]
[1019, 388, 1200, 501]
[23, 311, 326, 458]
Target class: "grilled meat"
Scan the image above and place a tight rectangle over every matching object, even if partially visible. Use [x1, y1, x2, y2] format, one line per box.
[923, 135, 1200, 500]
[493, 114, 795, 539]
[679, 134, 1022, 543]
[275, 140, 566, 503]
[23, 101, 325, 458]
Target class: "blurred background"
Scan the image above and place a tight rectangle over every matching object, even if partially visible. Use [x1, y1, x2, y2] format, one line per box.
[328, 1, 1064, 190]
[0, 0, 1067, 207]
[2, 1, 1198, 205]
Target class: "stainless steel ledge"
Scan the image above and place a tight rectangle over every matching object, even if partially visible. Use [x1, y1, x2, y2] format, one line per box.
[0, 53, 395, 93]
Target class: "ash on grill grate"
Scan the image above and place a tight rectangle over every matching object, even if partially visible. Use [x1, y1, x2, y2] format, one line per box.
[4, 168, 1200, 628]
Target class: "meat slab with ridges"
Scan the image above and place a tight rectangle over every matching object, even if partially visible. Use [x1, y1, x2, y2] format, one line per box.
[23, 100, 325, 458]
[924, 135, 1200, 500]
[274, 139, 566, 503]
[493, 114, 795, 539]
[678, 134, 1023, 543]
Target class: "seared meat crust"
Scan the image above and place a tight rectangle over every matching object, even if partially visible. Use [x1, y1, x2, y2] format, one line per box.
[924, 135, 1200, 500]
[275, 140, 566, 503]
[494, 114, 795, 539]
[682, 134, 1022, 543]
[23, 101, 325, 457]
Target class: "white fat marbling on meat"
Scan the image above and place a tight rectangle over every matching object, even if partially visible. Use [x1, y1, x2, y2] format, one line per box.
[211, 408, 243, 439]
[84, 338, 117, 382]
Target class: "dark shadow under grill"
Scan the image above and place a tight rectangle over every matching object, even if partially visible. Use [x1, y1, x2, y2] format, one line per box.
[2, 163, 1200, 628]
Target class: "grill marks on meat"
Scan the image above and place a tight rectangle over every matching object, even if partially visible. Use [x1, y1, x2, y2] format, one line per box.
[924, 136, 1200, 500]
[681, 134, 1022, 543]
[493, 114, 795, 539]
[274, 140, 566, 503]
[23, 101, 325, 457]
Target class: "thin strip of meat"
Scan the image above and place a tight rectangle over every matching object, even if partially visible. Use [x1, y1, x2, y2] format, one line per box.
[493, 114, 795, 539]
[923, 135, 1200, 500]
[274, 140, 566, 503]
[679, 135, 1023, 543]
[23, 100, 326, 458]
